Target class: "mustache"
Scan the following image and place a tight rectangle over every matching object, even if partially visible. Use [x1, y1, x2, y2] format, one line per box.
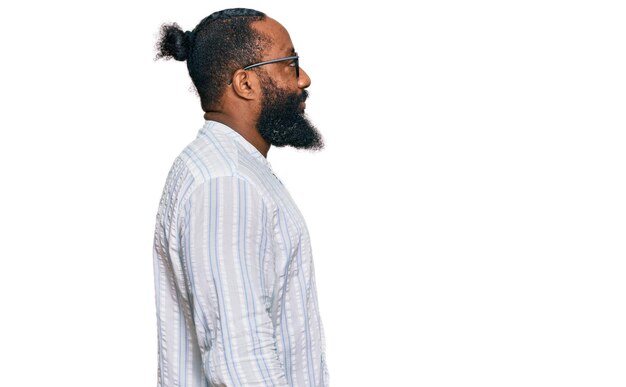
[298, 90, 309, 104]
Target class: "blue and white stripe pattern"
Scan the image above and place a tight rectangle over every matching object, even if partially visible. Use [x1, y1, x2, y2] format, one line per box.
[153, 121, 328, 386]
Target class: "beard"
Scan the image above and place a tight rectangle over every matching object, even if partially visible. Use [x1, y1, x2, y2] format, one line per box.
[256, 75, 324, 150]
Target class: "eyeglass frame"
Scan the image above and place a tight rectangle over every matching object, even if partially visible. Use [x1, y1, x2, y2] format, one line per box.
[228, 53, 299, 85]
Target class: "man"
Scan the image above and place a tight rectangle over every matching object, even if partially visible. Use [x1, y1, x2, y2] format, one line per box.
[152, 8, 328, 387]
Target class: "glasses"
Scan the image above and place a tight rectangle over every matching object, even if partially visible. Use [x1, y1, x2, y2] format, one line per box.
[228, 53, 299, 84]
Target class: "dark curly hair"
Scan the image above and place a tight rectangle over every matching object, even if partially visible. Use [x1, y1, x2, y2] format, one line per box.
[155, 8, 268, 111]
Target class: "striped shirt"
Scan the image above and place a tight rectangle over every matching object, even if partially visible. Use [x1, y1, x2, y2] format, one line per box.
[153, 120, 328, 387]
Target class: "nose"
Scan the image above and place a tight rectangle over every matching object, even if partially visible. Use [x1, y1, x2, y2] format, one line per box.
[298, 67, 311, 89]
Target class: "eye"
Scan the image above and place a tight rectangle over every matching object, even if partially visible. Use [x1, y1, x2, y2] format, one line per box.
[288, 61, 297, 67]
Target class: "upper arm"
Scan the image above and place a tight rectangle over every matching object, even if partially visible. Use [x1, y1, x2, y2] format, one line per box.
[180, 176, 287, 385]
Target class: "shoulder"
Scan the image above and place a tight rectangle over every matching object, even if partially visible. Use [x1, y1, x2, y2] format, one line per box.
[158, 129, 241, 214]
[179, 128, 240, 183]
[165, 123, 285, 216]
[176, 145, 274, 209]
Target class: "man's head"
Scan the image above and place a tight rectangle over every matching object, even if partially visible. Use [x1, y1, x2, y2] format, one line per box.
[156, 8, 267, 111]
[156, 8, 323, 150]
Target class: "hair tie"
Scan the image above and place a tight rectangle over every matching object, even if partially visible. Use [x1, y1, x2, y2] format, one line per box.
[184, 30, 195, 45]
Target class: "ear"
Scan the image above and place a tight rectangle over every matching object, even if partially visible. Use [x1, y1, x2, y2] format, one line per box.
[230, 69, 260, 101]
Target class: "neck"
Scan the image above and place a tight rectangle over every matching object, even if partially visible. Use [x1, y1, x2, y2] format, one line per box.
[203, 111, 270, 158]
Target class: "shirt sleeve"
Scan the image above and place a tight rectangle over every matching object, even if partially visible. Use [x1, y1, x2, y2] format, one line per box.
[183, 176, 288, 386]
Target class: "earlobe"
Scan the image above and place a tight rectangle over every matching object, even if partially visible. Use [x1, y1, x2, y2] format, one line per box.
[231, 70, 258, 101]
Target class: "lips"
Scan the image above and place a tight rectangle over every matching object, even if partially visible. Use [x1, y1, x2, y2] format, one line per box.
[298, 91, 308, 111]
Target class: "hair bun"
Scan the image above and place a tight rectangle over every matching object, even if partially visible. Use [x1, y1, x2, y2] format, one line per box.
[156, 23, 191, 61]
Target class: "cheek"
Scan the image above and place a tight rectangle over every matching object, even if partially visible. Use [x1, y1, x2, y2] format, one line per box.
[274, 66, 298, 88]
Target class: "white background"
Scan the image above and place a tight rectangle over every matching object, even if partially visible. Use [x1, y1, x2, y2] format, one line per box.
[1, 1, 625, 386]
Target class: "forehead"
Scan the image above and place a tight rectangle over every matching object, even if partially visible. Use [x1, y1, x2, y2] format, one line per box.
[252, 17, 295, 58]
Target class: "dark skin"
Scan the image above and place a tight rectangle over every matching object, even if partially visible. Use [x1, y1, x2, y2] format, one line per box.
[204, 17, 312, 158]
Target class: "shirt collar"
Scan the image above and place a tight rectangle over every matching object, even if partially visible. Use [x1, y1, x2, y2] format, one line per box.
[199, 120, 271, 168]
